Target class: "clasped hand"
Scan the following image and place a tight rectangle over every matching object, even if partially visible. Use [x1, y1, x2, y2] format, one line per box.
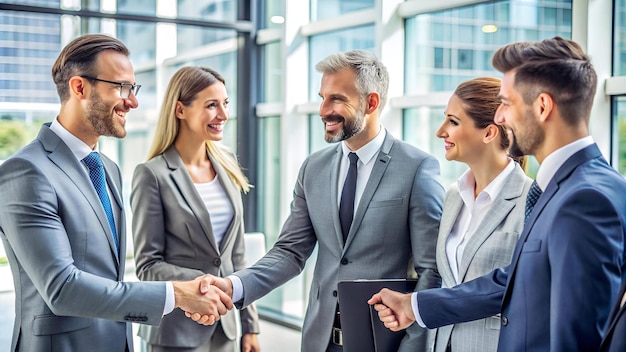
[367, 288, 417, 331]
[181, 274, 234, 325]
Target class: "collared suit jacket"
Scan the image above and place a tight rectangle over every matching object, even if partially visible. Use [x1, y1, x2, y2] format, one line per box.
[418, 144, 626, 351]
[599, 280, 626, 352]
[131, 145, 259, 348]
[0, 123, 166, 352]
[434, 163, 531, 352]
[233, 131, 445, 352]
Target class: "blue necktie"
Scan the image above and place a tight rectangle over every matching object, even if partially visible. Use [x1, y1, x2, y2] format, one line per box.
[83, 152, 119, 256]
[525, 180, 543, 223]
[340, 152, 359, 243]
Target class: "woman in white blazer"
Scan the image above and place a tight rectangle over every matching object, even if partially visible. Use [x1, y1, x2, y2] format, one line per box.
[432, 77, 532, 352]
[131, 66, 260, 352]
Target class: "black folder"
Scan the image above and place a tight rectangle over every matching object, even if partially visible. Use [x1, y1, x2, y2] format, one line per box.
[337, 279, 418, 352]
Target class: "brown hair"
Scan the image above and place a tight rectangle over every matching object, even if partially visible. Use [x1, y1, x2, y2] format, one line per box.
[51, 34, 129, 103]
[454, 77, 526, 167]
[491, 36, 597, 126]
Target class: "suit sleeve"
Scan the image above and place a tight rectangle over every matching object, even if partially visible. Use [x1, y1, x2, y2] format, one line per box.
[0, 157, 166, 325]
[229, 207, 260, 334]
[418, 266, 507, 327]
[130, 163, 205, 281]
[546, 188, 623, 351]
[409, 155, 445, 291]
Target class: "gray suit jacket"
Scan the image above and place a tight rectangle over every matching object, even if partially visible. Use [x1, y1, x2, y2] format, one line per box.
[433, 163, 531, 352]
[0, 123, 166, 352]
[234, 131, 445, 352]
[131, 145, 259, 348]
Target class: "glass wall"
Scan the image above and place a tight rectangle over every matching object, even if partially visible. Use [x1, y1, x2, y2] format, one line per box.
[0, 0, 622, 332]
[404, 0, 571, 184]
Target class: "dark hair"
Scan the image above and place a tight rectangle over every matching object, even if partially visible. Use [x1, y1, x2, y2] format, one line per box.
[52, 34, 129, 103]
[491, 36, 597, 126]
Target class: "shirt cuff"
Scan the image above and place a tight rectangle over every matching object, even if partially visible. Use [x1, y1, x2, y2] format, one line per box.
[412, 292, 426, 328]
[228, 274, 244, 303]
[163, 281, 175, 316]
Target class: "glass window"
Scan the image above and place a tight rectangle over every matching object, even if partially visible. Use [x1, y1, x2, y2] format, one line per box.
[403, 0, 569, 182]
[310, 0, 374, 21]
[615, 0, 626, 75]
[309, 25, 375, 100]
[262, 0, 285, 29]
[614, 96, 626, 175]
[262, 42, 283, 103]
[405, 0, 573, 94]
[177, 0, 237, 22]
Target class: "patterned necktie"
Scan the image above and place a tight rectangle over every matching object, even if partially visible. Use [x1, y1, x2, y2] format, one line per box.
[83, 152, 119, 256]
[339, 152, 359, 244]
[525, 180, 543, 223]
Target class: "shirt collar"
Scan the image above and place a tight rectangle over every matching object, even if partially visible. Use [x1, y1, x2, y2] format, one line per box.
[341, 126, 386, 164]
[535, 136, 594, 191]
[50, 117, 96, 161]
[458, 158, 516, 206]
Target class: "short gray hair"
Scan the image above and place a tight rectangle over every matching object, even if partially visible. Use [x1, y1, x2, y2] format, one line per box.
[315, 50, 389, 111]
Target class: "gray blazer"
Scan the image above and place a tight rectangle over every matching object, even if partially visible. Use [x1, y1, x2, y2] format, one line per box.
[234, 131, 445, 352]
[131, 145, 259, 348]
[433, 163, 531, 352]
[0, 123, 166, 352]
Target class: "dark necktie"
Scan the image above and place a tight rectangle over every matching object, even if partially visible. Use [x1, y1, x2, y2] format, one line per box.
[83, 152, 119, 256]
[525, 180, 542, 223]
[340, 152, 359, 243]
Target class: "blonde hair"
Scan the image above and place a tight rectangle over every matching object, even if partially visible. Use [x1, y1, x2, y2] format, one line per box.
[146, 66, 251, 192]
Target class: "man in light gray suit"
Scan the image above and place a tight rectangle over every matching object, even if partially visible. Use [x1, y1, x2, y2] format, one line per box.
[195, 50, 445, 352]
[0, 34, 231, 352]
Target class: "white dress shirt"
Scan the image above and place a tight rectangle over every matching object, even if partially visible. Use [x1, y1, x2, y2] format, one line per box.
[445, 159, 515, 283]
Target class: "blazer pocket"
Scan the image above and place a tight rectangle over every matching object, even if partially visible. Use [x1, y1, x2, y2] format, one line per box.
[32, 315, 92, 335]
[369, 198, 403, 209]
[521, 239, 542, 253]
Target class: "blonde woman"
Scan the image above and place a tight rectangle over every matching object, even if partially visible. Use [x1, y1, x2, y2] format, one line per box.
[131, 66, 260, 352]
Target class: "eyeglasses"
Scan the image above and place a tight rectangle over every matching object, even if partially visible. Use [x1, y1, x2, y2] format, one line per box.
[81, 76, 141, 99]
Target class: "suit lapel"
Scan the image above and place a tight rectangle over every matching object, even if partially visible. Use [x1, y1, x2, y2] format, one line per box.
[39, 125, 120, 264]
[504, 144, 603, 297]
[344, 133, 392, 250]
[164, 147, 220, 254]
[457, 166, 526, 281]
[437, 188, 463, 286]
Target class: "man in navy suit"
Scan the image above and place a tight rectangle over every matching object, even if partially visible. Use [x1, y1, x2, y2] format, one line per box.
[369, 36, 626, 351]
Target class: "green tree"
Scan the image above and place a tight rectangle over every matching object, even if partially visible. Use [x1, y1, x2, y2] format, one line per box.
[0, 120, 28, 160]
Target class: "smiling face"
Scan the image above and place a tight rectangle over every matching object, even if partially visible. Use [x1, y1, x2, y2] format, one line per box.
[436, 94, 489, 163]
[318, 68, 367, 143]
[84, 50, 139, 139]
[176, 81, 229, 142]
[494, 70, 544, 157]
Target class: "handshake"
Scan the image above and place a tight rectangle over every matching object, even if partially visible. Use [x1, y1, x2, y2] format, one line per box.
[172, 274, 235, 326]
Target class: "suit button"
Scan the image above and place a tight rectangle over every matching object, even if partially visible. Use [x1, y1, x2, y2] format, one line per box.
[502, 316, 508, 326]
[213, 258, 221, 266]
[333, 290, 337, 297]
[341, 258, 348, 265]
